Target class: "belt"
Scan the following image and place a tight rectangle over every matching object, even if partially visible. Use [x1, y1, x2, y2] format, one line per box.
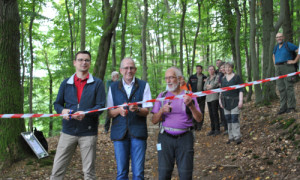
[275, 62, 287, 65]
[162, 126, 192, 132]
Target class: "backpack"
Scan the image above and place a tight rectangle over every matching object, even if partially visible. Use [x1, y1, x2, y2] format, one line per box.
[34, 128, 48, 151]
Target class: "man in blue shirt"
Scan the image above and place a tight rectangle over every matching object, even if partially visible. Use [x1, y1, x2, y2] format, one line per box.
[273, 33, 298, 114]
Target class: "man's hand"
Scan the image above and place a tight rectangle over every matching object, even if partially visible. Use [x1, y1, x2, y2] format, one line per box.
[161, 102, 172, 113]
[287, 60, 296, 64]
[118, 106, 128, 117]
[72, 111, 85, 121]
[183, 94, 193, 107]
[129, 104, 139, 112]
[62, 109, 72, 120]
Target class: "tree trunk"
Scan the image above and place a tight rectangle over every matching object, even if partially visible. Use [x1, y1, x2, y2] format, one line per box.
[256, 2, 260, 69]
[184, 28, 189, 77]
[141, 0, 148, 81]
[120, 0, 128, 60]
[191, 0, 202, 76]
[0, 0, 26, 171]
[20, 0, 25, 105]
[232, 0, 242, 79]
[206, 45, 210, 65]
[164, 0, 176, 63]
[250, 0, 262, 103]
[243, 0, 252, 102]
[44, 51, 53, 137]
[282, 0, 293, 43]
[93, 0, 123, 80]
[65, 0, 74, 62]
[80, 0, 86, 50]
[261, 0, 286, 102]
[111, 30, 116, 71]
[179, 0, 187, 73]
[223, 0, 236, 64]
[28, 0, 36, 132]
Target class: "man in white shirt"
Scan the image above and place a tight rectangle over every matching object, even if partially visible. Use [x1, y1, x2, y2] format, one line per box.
[106, 57, 152, 180]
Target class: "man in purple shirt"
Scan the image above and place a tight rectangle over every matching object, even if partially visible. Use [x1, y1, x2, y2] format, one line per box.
[152, 67, 202, 180]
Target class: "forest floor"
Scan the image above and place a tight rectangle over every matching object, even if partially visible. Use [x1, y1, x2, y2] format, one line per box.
[2, 81, 300, 180]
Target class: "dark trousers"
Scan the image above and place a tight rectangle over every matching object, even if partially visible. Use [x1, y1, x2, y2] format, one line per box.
[219, 104, 227, 130]
[207, 100, 220, 132]
[193, 97, 205, 130]
[104, 115, 111, 132]
[158, 131, 194, 180]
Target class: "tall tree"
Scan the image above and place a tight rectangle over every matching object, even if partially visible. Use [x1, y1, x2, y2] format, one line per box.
[93, 0, 122, 80]
[28, 0, 37, 132]
[80, 0, 86, 50]
[261, 0, 286, 102]
[250, 0, 262, 103]
[179, 0, 187, 73]
[0, 0, 26, 171]
[282, 0, 293, 43]
[232, 0, 242, 78]
[120, 0, 128, 60]
[65, 0, 74, 61]
[190, 0, 202, 75]
[111, 30, 116, 71]
[164, 0, 176, 64]
[141, 0, 148, 81]
[222, 0, 236, 64]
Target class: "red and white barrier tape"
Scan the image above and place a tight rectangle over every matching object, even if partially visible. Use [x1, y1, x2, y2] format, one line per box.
[1, 71, 300, 119]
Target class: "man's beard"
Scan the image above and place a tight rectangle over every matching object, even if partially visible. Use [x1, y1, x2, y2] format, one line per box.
[167, 82, 179, 92]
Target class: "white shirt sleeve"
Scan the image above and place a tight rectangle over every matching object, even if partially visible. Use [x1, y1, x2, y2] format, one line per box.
[142, 83, 153, 108]
[106, 83, 153, 108]
[106, 87, 113, 108]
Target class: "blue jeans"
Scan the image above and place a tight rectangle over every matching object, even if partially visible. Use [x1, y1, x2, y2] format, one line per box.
[113, 134, 147, 180]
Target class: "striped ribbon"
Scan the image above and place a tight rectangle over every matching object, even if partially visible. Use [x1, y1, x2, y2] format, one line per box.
[1, 71, 299, 119]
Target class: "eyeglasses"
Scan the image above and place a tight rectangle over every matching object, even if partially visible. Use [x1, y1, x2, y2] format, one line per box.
[276, 36, 283, 39]
[164, 76, 177, 81]
[121, 66, 136, 71]
[77, 59, 91, 63]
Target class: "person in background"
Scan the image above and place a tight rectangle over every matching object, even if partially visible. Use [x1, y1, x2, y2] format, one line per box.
[219, 62, 243, 145]
[215, 59, 223, 74]
[152, 67, 202, 180]
[218, 63, 228, 134]
[273, 33, 298, 114]
[50, 51, 106, 180]
[187, 65, 207, 131]
[180, 76, 192, 91]
[204, 65, 220, 136]
[104, 71, 119, 133]
[106, 57, 153, 180]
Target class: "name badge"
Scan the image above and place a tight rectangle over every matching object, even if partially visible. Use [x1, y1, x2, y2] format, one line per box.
[156, 143, 162, 151]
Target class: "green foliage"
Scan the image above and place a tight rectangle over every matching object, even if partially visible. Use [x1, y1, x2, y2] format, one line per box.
[16, 0, 300, 137]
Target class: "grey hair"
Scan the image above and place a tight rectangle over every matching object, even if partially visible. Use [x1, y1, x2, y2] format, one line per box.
[166, 67, 183, 78]
[111, 71, 119, 78]
[225, 61, 234, 69]
[120, 57, 135, 68]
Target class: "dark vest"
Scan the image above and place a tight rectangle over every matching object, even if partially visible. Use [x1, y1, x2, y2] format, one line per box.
[110, 78, 147, 140]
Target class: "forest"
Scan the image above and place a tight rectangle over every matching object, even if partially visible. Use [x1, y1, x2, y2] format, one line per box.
[0, 0, 300, 172]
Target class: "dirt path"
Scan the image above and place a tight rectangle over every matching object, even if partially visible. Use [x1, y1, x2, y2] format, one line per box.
[3, 82, 300, 180]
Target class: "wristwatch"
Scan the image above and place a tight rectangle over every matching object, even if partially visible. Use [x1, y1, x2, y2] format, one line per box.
[136, 107, 141, 113]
